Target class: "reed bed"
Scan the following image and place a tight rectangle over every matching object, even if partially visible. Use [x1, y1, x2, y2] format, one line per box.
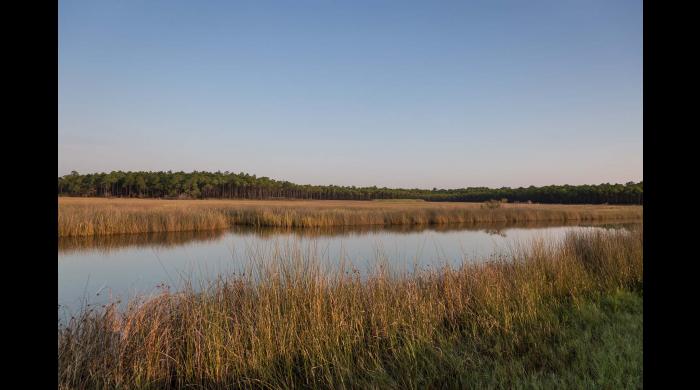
[58, 197, 643, 237]
[58, 228, 642, 389]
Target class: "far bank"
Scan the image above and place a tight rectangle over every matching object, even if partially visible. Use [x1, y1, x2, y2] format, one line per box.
[58, 197, 643, 237]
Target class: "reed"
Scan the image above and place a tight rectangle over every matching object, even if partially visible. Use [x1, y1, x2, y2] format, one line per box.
[58, 228, 642, 389]
[58, 197, 643, 237]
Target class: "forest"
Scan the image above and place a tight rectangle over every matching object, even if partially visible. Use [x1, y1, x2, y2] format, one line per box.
[57, 171, 643, 204]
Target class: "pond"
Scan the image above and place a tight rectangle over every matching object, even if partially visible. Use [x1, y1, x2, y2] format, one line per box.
[58, 221, 638, 316]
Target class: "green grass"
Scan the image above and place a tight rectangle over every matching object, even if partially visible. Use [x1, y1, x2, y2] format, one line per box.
[464, 290, 643, 389]
[306, 290, 643, 389]
[58, 229, 642, 389]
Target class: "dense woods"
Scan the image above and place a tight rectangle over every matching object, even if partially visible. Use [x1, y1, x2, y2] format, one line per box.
[58, 171, 643, 204]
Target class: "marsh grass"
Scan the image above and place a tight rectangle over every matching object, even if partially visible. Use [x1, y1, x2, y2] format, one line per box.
[58, 198, 643, 237]
[58, 228, 642, 389]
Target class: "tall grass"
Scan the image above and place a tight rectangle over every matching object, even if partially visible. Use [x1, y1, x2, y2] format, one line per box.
[58, 198, 643, 237]
[58, 228, 642, 389]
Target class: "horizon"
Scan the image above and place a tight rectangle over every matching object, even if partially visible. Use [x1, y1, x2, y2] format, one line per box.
[59, 1, 642, 188]
[58, 169, 641, 191]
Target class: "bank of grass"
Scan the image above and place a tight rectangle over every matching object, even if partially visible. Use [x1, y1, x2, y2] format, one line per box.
[58, 197, 643, 237]
[58, 228, 642, 389]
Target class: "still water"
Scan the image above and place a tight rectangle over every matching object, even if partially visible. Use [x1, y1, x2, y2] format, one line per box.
[58, 222, 636, 315]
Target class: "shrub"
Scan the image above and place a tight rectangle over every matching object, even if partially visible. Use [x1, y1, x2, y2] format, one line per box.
[481, 199, 502, 209]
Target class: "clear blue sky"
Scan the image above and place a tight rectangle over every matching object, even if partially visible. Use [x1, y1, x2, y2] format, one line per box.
[59, 0, 642, 189]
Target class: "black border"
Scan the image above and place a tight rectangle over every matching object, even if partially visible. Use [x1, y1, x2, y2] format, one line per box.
[8, 0, 58, 386]
[642, 0, 676, 386]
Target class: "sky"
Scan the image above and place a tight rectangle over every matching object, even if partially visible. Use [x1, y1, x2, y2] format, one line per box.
[59, 0, 642, 189]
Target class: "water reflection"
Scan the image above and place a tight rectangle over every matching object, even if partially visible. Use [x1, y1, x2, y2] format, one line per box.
[58, 221, 639, 315]
[58, 229, 229, 254]
[59, 219, 640, 254]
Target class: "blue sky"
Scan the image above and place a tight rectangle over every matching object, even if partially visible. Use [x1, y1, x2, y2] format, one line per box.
[59, 0, 642, 188]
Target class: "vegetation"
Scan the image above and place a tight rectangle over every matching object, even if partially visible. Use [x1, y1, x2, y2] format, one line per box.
[481, 199, 504, 209]
[58, 170, 643, 204]
[58, 198, 643, 237]
[58, 228, 642, 389]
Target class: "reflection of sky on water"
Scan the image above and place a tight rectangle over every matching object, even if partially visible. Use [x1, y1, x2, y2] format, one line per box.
[58, 222, 636, 316]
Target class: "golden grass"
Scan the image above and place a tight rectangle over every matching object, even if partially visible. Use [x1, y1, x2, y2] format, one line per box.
[58, 228, 642, 389]
[58, 197, 643, 237]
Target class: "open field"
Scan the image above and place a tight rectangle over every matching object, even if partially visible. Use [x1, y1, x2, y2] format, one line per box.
[58, 197, 643, 237]
[58, 228, 642, 389]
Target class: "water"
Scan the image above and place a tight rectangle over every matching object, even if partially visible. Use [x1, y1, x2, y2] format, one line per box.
[58, 221, 636, 316]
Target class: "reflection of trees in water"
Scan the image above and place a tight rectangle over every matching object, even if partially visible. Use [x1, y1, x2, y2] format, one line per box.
[484, 228, 507, 237]
[59, 220, 641, 254]
[58, 229, 229, 254]
[231, 220, 639, 238]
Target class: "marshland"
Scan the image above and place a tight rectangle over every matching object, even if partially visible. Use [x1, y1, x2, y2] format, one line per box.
[59, 227, 642, 389]
[58, 0, 643, 385]
[58, 189, 644, 388]
[58, 197, 642, 237]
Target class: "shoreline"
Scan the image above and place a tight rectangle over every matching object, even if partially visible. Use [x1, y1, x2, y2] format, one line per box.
[58, 218, 641, 254]
[58, 197, 643, 237]
[59, 229, 642, 388]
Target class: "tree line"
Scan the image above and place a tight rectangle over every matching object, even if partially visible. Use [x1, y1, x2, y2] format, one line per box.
[57, 171, 643, 204]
